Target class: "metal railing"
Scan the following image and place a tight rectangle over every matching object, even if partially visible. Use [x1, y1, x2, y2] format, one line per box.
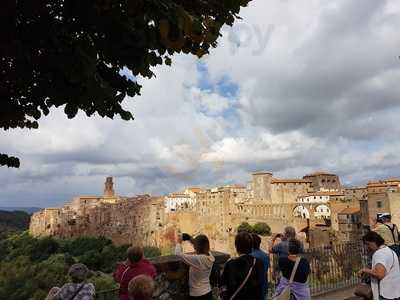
[97, 241, 366, 299]
[268, 241, 366, 297]
[96, 288, 118, 300]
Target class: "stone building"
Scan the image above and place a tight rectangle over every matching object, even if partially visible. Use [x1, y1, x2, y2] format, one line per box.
[31, 171, 360, 253]
[337, 207, 362, 242]
[360, 178, 400, 228]
[303, 172, 341, 191]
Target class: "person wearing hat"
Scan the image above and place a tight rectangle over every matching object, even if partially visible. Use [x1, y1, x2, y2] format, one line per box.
[53, 263, 95, 300]
[374, 213, 400, 256]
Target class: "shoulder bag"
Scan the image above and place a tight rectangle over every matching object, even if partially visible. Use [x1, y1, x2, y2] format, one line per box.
[229, 257, 256, 300]
[273, 257, 301, 300]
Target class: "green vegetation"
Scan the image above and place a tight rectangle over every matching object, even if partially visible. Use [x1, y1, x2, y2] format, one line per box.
[0, 232, 161, 300]
[0, 210, 30, 239]
[237, 222, 271, 236]
[237, 222, 254, 233]
[253, 222, 272, 236]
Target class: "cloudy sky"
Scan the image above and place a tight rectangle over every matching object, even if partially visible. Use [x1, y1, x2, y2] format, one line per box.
[2, 0, 400, 207]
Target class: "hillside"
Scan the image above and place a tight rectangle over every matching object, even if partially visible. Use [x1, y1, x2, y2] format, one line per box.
[0, 210, 31, 238]
[0, 207, 41, 214]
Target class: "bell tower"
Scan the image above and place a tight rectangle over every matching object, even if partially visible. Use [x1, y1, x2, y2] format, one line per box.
[103, 177, 115, 197]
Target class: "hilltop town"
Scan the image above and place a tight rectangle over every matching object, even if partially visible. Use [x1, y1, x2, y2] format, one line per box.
[29, 172, 400, 254]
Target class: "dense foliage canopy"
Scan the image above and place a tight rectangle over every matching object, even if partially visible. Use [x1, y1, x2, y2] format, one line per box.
[0, 210, 31, 239]
[237, 221, 271, 236]
[0, 232, 161, 299]
[0, 0, 251, 167]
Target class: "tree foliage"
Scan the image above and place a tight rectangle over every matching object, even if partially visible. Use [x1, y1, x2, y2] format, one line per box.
[0, 210, 31, 238]
[237, 222, 254, 233]
[252, 222, 271, 236]
[1, 0, 251, 167]
[237, 221, 272, 236]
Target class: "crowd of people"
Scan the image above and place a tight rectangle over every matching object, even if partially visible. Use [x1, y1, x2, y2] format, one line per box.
[44, 212, 400, 300]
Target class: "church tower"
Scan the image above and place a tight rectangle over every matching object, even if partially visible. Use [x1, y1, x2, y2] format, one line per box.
[103, 177, 115, 197]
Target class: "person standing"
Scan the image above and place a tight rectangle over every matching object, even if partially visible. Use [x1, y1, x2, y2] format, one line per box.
[175, 233, 215, 300]
[358, 231, 400, 300]
[374, 213, 400, 256]
[269, 226, 303, 257]
[251, 233, 270, 300]
[53, 263, 95, 300]
[220, 232, 264, 300]
[273, 239, 311, 300]
[113, 246, 157, 300]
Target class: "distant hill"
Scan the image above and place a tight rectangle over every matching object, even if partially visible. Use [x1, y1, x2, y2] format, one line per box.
[0, 207, 42, 214]
[0, 210, 31, 238]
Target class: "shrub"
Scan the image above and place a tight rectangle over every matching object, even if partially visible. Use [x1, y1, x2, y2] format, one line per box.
[143, 246, 162, 258]
[237, 222, 254, 233]
[253, 222, 271, 236]
[29, 237, 60, 261]
[62, 236, 112, 257]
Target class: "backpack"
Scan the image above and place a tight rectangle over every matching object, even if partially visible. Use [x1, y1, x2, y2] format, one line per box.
[384, 224, 400, 257]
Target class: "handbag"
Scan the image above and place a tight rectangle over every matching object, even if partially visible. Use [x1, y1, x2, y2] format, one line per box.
[273, 257, 301, 300]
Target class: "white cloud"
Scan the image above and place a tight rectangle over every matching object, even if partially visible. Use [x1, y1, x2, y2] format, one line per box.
[2, 0, 400, 207]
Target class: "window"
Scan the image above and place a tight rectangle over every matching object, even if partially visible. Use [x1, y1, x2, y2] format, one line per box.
[377, 201, 382, 208]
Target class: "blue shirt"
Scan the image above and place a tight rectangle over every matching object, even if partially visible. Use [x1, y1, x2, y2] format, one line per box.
[251, 249, 270, 300]
[272, 241, 304, 257]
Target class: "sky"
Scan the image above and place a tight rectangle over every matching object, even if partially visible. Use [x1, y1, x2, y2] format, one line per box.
[2, 0, 400, 207]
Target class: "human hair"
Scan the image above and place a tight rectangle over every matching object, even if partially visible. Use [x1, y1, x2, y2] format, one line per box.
[284, 226, 296, 239]
[288, 238, 302, 255]
[363, 231, 385, 247]
[128, 275, 155, 300]
[235, 232, 253, 254]
[193, 234, 210, 255]
[127, 246, 144, 263]
[252, 233, 261, 250]
[68, 263, 89, 283]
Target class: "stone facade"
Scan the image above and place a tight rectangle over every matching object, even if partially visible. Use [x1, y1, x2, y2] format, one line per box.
[30, 171, 370, 252]
[360, 178, 400, 227]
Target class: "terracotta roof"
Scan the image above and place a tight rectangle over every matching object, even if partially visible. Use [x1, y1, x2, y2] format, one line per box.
[339, 207, 360, 215]
[384, 177, 400, 182]
[345, 187, 366, 191]
[225, 184, 246, 189]
[186, 187, 202, 192]
[271, 179, 312, 184]
[367, 183, 388, 188]
[303, 171, 337, 177]
[299, 191, 344, 197]
[252, 171, 273, 175]
[168, 193, 190, 198]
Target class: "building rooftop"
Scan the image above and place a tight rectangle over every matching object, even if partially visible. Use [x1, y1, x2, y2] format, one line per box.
[252, 171, 273, 175]
[339, 207, 360, 215]
[272, 178, 312, 184]
[299, 191, 344, 197]
[303, 171, 337, 177]
[186, 187, 203, 192]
